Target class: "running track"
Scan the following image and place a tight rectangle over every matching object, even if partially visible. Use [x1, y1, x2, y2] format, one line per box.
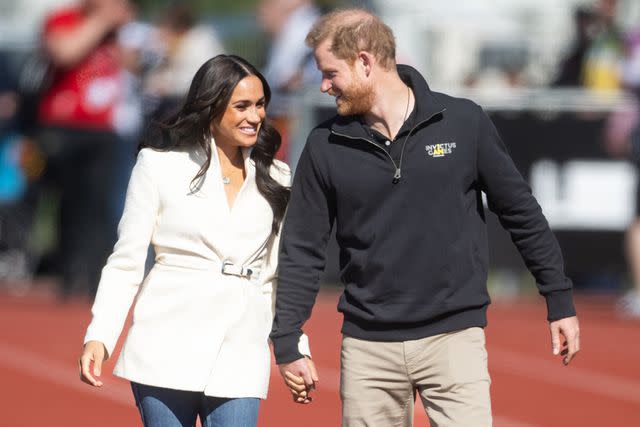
[1, 286, 639, 426]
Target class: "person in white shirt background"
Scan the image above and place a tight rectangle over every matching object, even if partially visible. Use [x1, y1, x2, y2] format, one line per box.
[78, 54, 314, 427]
[258, 0, 320, 163]
[144, 3, 225, 124]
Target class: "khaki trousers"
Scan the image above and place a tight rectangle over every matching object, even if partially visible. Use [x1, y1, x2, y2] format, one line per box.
[340, 327, 492, 427]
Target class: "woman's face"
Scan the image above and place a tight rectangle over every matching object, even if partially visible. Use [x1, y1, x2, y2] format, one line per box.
[211, 75, 266, 149]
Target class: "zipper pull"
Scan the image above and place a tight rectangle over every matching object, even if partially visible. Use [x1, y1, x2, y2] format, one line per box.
[393, 168, 401, 184]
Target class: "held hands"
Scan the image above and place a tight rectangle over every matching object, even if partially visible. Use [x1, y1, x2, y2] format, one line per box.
[78, 340, 108, 387]
[549, 316, 580, 366]
[278, 356, 319, 404]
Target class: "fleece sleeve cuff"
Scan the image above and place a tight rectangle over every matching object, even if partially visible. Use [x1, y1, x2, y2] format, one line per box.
[273, 331, 305, 364]
[545, 289, 577, 321]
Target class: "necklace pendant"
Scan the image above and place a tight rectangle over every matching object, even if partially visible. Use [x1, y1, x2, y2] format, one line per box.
[222, 176, 231, 185]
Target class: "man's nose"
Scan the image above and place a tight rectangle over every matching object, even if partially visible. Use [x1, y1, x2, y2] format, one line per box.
[321, 79, 332, 93]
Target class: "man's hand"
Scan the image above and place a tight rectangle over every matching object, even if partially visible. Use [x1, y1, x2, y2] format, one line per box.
[278, 356, 319, 404]
[549, 316, 580, 365]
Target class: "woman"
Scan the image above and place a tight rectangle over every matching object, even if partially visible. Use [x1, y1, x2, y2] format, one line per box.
[78, 55, 311, 426]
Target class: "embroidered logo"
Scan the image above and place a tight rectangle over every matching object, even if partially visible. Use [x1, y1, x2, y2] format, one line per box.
[425, 142, 456, 158]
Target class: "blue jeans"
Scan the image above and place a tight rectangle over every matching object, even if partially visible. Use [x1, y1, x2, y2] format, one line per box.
[130, 382, 260, 427]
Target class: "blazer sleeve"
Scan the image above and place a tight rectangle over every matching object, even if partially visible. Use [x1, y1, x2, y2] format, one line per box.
[83, 149, 160, 357]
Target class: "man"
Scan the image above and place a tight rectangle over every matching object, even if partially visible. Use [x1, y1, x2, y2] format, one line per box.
[270, 8, 581, 426]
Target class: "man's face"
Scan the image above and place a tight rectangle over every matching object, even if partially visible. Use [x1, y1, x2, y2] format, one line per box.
[314, 39, 375, 116]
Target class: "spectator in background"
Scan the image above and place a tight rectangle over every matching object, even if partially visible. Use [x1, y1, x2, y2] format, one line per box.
[0, 54, 22, 207]
[612, 27, 640, 317]
[0, 53, 20, 135]
[111, 20, 159, 232]
[0, 51, 33, 285]
[582, 0, 625, 91]
[144, 2, 224, 122]
[37, 0, 133, 298]
[114, 20, 157, 145]
[258, 0, 320, 161]
[553, 7, 596, 87]
[553, 0, 624, 90]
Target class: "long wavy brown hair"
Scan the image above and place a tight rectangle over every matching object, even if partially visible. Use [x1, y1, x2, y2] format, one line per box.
[139, 54, 290, 233]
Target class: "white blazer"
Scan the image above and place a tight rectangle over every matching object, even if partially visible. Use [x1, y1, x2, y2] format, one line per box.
[84, 140, 309, 398]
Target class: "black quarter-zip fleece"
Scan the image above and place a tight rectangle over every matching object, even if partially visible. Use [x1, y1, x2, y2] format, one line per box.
[270, 65, 576, 364]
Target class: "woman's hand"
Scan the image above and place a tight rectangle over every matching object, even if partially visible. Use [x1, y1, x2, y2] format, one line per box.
[279, 356, 319, 404]
[78, 341, 108, 387]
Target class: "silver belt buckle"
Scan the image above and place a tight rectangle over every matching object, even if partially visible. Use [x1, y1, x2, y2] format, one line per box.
[221, 260, 234, 275]
[221, 261, 253, 277]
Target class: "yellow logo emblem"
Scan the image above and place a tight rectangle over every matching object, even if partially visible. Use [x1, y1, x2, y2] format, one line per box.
[425, 142, 456, 158]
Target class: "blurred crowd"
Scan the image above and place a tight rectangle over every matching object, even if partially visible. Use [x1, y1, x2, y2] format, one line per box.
[0, 0, 319, 300]
[0, 0, 639, 317]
